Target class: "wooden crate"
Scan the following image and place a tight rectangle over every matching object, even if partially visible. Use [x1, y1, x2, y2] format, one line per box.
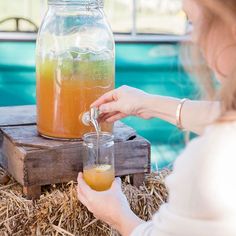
[0, 106, 151, 199]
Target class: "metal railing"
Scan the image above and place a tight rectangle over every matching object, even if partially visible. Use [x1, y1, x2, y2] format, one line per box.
[0, 0, 188, 43]
[0, 17, 38, 33]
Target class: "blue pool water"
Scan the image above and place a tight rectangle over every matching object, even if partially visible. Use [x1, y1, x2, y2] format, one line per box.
[0, 41, 197, 170]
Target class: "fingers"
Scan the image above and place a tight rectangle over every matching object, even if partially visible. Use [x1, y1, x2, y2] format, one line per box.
[99, 112, 119, 122]
[77, 172, 83, 182]
[77, 184, 89, 206]
[99, 101, 121, 114]
[99, 112, 127, 123]
[91, 90, 116, 108]
[111, 177, 122, 191]
[106, 113, 127, 123]
[77, 172, 96, 202]
[77, 173, 88, 205]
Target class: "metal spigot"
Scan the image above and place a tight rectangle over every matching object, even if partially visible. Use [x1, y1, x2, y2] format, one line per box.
[82, 107, 100, 126]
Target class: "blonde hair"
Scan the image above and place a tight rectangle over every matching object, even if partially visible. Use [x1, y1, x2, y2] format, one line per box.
[186, 0, 236, 120]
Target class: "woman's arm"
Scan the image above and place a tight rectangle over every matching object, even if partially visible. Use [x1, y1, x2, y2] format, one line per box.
[140, 95, 221, 135]
[92, 86, 221, 135]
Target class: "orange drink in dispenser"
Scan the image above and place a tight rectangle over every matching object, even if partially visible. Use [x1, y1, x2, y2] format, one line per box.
[36, 56, 114, 139]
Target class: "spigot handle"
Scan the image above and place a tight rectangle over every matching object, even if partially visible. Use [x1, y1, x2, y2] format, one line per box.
[81, 107, 100, 126]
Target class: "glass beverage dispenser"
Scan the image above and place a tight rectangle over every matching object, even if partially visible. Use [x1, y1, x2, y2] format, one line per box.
[36, 0, 115, 139]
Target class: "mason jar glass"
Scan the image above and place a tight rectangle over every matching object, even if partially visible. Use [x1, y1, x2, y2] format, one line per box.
[83, 132, 115, 191]
[36, 0, 115, 140]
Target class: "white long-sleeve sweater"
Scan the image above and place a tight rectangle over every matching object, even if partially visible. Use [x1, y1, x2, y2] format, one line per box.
[131, 122, 236, 236]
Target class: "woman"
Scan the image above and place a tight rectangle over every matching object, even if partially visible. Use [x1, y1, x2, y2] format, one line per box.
[77, 0, 236, 235]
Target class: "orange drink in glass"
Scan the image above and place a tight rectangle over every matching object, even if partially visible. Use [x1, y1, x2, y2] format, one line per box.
[83, 132, 115, 191]
[83, 164, 115, 191]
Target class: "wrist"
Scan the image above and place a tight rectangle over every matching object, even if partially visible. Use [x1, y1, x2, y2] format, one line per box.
[137, 94, 157, 119]
[117, 210, 144, 236]
[138, 95, 184, 125]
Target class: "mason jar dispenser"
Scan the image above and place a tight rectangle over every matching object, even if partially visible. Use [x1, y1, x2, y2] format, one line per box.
[36, 0, 115, 139]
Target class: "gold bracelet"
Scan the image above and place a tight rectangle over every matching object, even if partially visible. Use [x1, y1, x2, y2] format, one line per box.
[176, 98, 189, 130]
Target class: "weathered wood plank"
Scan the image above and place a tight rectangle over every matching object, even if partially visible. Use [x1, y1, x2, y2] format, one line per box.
[0, 105, 151, 199]
[0, 123, 150, 187]
[1, 125, 79, 149]
[114, 122, 136, 142]
[0, 105, 136, 141]
[23, 186, 41, 200]
[0, 136, 25, 186]
[23, 136, 150, 186]
[0, 122, 136, 149]
[0, 105, 36, 126]
[115, 138, 150, 176]
[133, 173, 145, 187]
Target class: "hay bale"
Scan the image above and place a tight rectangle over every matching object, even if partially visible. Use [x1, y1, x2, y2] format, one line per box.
[0, 168, 170, 236]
